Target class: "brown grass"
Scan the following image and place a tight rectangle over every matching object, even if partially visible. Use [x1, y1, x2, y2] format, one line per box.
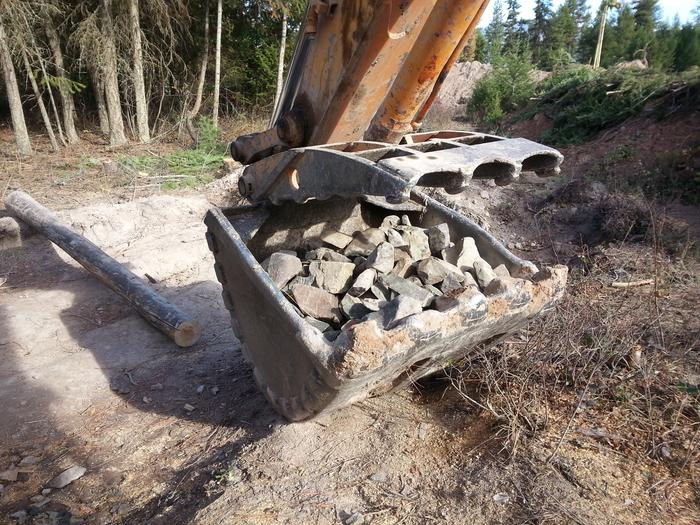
[449, 241, 699, 479]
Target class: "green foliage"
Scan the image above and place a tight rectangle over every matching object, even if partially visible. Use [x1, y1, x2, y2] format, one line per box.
[38, 73, 86, 96]
[214, 0, 306, 109]
[466, 49, 535, 130]
[541, 0, 587, 68]
[531, 67, 700, 146]
[674, 24, 700, 71]
[195, 117, 225, 152]
[474, 30, 488, 62]
[538, 67, 666, 144]
[530, 0, 553, 65]
[119, 118, 227, 190]
[485, 0, 506, 62]
[504, 0, 527, 52]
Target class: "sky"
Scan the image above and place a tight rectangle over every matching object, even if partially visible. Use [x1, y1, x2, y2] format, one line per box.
[477, 0, 697, 27]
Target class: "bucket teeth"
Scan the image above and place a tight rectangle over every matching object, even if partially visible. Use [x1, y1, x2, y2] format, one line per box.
[238, 132, 563, 205]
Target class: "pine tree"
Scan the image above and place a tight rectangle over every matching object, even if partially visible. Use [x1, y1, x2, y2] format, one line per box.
[504, 0, 524, 52]
[475, 30, 488, 63]
[674, 24, 700, 71]
[543, 2, 578, 68]
[632, 0, 660, 63]
[604, 4, 637, 66]
[485, 0, 506, 62]
[530, 0, 553, 66]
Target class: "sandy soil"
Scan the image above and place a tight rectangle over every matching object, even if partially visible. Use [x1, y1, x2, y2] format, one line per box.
[1, 180, 697, 524]
[0, 82, 698, 525]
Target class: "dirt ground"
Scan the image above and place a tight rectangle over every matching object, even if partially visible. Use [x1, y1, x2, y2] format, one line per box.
[1, 111, 699, 524]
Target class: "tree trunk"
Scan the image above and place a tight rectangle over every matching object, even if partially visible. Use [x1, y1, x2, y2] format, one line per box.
[191, 0, 210, 118]
[92, 68, 111, 136]
[35, 48, 67, 147]
[212, 0, 222, 127]
[46, 20, 79, 144]
[186, 0, 210, 143]
[0, 21, 32, 156]
[101, 0, 128, 146]
[593, 3, 609, 68]
[273, 9, 288, 109]
[128, 0, 150, 142]
[21, 50, 59, 152]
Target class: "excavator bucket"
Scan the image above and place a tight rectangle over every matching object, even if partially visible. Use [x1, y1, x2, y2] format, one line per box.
[206, 1, 568, 420]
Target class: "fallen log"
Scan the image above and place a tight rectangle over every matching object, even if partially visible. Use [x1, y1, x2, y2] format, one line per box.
[4, 190, 201, 347]
[0, 216, 22, 250]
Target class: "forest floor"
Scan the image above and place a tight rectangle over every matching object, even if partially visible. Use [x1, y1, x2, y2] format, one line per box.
[0, 105, 699, 525]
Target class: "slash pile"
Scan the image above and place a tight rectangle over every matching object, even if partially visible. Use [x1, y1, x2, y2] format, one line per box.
[260, 214, 513, 341]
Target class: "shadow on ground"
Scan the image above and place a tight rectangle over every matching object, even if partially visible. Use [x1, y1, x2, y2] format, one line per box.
[0, 234, 278, 523]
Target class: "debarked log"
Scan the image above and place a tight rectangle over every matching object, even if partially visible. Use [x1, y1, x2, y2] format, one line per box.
[4, 190, 201, 347]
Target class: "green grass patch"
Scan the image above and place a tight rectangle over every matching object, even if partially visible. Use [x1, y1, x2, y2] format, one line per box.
[118, 118, 227, 190]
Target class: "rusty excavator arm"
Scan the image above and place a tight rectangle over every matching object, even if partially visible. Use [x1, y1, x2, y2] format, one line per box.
[204, 0, 568, 421]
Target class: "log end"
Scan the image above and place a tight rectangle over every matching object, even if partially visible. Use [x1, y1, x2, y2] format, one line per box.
[0, 216, 23, 250]
[174, 320, 202, 348]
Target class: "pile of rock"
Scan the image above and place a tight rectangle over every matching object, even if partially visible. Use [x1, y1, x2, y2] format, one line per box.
[260, 214, 513, 340]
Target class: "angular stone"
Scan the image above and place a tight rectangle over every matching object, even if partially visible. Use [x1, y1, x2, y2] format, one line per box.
[262, 252, 303, 289]
[321, 230, 353, 249]
[362, 228, 387, 245]
[463, 272, 479, 288]
[0, 468, 19, 482]
[380, 215, 400, 229]
[286, 274, 315, 291]
[456, 237, 481, 272]
[359, 297, 383, 311]
[314, 261, 355, 294]
[473, 259, 496, 288]
[433, 295, 459, 312]
[348, 268, 377, 296]
[382, 296, 423, 329]
[484, 277, 514, 296]
[442, 237, 481, 272]
[393, 249, 415, 278]
[306, 247, 352, 263]
[344, 228, 385, 257]
[400, 214, 411, 226]
[402, 228, 431, 261]
[493, 264, 510, 278]
[365, 242, 395, 274]
[353, 256, 367, 267]
[291, 285, 342, 323]
[341, 294, 373, 320]
[426, 223, 451, 253]
[305, 317, 331, 333]
[385, 228, 408, 248]
[440, 273, 464, 295]
[370, 282, 392, 301]
[379, 274, 434, 307]
[324, 330, 340, 341]
[416, 257, 448, 285]
[416, 257, 464, 285]
[423, 283, 443, 296]
[48, 466, 86, 489]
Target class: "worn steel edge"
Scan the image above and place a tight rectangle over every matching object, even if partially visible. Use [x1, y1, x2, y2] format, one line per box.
[237, 131, 564, 205]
